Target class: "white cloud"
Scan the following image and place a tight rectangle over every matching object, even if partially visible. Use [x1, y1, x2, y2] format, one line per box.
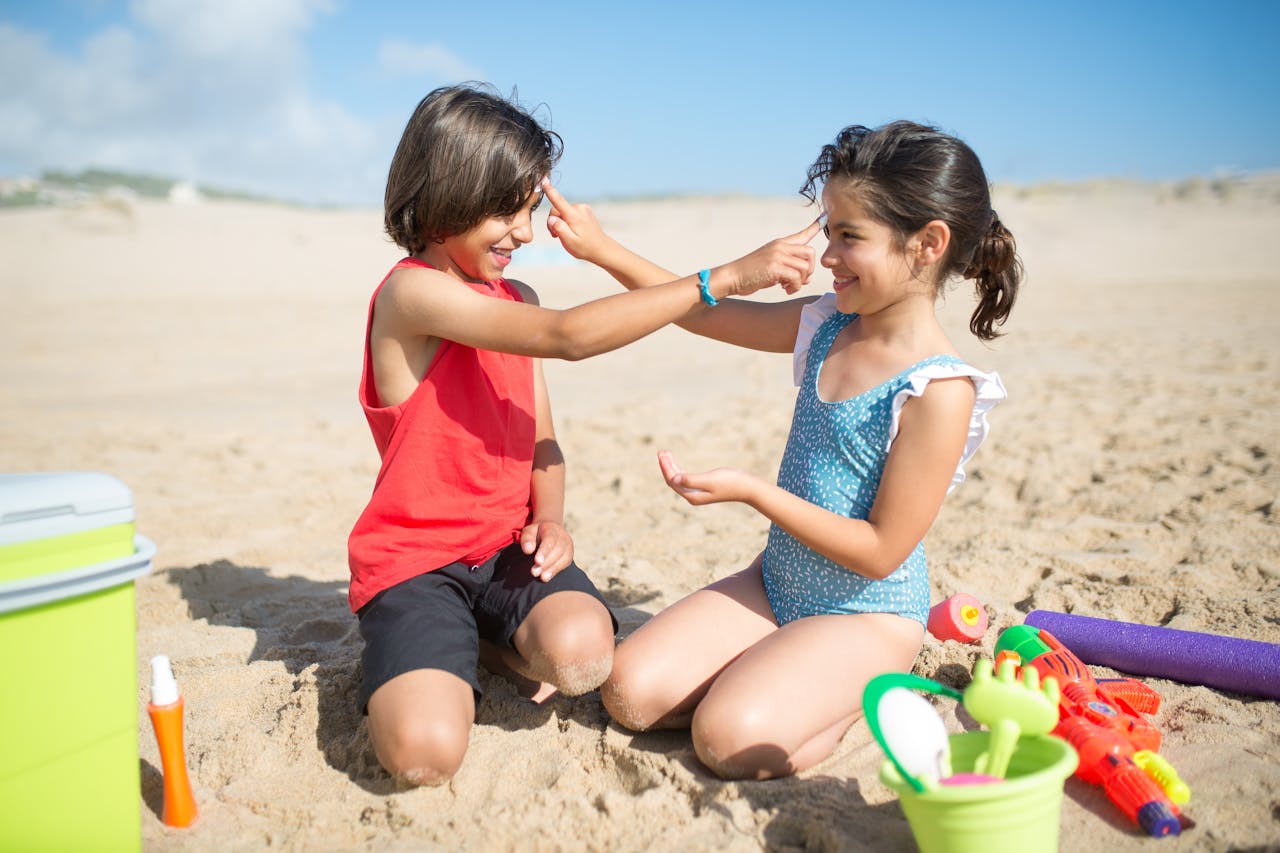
[378, 39, 482, 83]
[0, 1, 386, 206]
[130, 0, 329, 64]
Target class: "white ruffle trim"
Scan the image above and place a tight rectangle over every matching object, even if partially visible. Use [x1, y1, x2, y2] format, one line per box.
[789, 292, 1005, 493]
[889, 363, 1007, 492]
[792, 292, 841, 386]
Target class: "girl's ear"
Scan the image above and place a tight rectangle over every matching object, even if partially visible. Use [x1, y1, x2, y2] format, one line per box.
[913, 220, 951, 267]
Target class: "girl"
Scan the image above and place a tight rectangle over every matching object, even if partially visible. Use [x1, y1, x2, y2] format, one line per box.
[555, 121, 1022, 780]
[347, 83, 819, 787]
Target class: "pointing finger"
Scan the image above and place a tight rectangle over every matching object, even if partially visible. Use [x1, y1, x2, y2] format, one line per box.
[787, 214, 825, 245]
[540, 178, 571, 213]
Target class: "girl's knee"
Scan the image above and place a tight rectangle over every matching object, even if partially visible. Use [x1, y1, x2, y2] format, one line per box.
[601, 646, 666, 731]
[371, 715, 469, 787]
[691, 701, 785, 780]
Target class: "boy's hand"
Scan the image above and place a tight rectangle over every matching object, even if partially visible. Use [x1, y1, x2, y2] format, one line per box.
[519, 519, 574, 581]
[657, 450, 758, 506]
[719, 217, 823, 297]
[542, 179, 612, 263]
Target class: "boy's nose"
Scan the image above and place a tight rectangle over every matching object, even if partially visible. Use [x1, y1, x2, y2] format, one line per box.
[512, 215, 534, 244]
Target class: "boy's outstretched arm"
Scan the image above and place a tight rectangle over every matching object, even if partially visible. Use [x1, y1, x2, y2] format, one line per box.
[543, 179, 821, 354]
[383, 183, 814, 363]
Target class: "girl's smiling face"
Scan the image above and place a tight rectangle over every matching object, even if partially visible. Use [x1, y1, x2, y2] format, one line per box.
[819, 181, 929, 314]
[428, 188, 544, 282]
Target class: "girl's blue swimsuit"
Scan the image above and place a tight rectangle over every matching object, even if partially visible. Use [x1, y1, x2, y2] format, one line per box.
[761, 295, 1005, 627]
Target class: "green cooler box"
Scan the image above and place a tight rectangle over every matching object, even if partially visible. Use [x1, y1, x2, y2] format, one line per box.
[0, 472, 156, 852]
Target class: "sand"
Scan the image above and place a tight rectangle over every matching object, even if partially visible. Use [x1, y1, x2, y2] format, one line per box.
[1, 177, 1277, 851]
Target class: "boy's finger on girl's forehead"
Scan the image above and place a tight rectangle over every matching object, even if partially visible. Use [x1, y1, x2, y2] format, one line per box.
[807, 212, 827, 238]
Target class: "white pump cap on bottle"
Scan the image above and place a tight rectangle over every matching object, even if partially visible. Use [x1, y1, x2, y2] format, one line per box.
[150, 654, 181, 706]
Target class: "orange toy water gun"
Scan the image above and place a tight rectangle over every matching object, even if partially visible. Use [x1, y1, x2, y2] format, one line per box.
[995, 624, 1189, 838]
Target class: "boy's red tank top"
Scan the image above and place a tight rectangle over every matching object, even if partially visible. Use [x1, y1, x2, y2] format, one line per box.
[346, 257, 535, 612]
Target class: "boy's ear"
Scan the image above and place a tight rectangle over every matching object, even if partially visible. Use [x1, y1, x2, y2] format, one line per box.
[913, 220, 951, 266]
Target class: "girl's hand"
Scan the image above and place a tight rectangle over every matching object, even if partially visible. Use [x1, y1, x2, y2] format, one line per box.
[519, 519, 575, 581]
[718, 217, 823, 297]
[542, 179, 613, 263]
[657, 450, 758, 506]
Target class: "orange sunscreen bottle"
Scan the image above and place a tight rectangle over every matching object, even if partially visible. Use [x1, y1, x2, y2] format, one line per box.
[147, 655, 198, 828]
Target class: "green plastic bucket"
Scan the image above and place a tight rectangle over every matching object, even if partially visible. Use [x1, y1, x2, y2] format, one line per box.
[880, 732, 1078, 853]
[0, 472, 154, 852]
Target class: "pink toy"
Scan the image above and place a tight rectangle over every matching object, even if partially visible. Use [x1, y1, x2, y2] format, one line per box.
[940, 772, 1002, 786]
[929, 593, 989, 643]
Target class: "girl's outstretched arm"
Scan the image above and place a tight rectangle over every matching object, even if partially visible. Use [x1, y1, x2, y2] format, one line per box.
[658, 377, 975, 579]
[378, 187, 814, 363]
[543, 180, 820, 354]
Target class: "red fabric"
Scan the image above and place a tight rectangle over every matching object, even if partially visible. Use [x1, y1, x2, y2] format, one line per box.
[347, 258, 535, 612]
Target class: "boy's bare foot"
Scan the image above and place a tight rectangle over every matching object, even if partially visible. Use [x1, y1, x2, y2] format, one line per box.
[478, 640, 559, 704]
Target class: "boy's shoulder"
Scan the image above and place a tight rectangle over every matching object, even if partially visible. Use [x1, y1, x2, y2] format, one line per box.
[505, 277, 540, 306]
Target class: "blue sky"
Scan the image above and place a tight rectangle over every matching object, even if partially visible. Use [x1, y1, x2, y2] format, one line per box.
[1, 0, 1277, 207]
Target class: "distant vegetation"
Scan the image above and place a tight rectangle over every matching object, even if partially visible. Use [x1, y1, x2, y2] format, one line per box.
[0, 168, 280, 208]
[2, 167, 1277, 210]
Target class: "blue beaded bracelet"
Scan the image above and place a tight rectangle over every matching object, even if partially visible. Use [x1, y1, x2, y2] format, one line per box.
[696, 269, 719, 307]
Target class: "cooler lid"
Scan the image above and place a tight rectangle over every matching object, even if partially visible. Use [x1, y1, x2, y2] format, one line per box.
[0, 472, 136, 546]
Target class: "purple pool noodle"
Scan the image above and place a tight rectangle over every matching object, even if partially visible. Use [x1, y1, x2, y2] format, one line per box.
[1025, 610, 1280, 700]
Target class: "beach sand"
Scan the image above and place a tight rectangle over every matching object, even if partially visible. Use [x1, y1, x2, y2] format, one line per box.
[1, 177, 1277, 851]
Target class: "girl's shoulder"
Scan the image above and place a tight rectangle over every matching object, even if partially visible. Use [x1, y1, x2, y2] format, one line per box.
[889, 358, 1007, 491]
[792, 293, 846, 385]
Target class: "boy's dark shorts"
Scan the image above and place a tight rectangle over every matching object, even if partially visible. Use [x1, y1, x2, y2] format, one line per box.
[356, 542, 618, 714]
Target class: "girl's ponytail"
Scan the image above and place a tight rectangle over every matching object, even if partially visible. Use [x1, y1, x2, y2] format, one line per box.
[964, 213, 1022, 341]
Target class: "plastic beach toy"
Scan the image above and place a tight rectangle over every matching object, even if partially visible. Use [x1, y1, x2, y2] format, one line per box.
[1024, 609, 1280, 699]
[867, 662, 1079, 853]
[880, 732, 1078, 853]
[963, 657, 1060, 778]
[863, 673, 964, 792]
[928, 593, 989, 643]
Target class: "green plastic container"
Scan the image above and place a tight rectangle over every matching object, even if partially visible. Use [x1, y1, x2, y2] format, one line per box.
[880, 732, 1078, 853]
[0, 472, 155, 852]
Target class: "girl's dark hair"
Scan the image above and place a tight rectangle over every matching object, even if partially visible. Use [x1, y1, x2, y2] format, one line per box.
[802, 121, 1022, 340]
[384, 83, 563, 254]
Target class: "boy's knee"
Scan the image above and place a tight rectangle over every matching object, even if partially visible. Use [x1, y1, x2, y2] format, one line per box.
[372, 716, 468, 787]
[548, 650, 613, 697]
[522, 602, 615, 694]
[541, 603, 615, 658]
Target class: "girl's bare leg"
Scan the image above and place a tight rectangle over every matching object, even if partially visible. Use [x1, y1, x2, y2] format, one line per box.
[602, 557, 779, 731]
[366, 668, 475, 786]
[691, 611, 924, 780]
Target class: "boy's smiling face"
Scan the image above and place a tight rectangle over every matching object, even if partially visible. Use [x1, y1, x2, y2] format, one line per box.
[427, 189, 544, 282]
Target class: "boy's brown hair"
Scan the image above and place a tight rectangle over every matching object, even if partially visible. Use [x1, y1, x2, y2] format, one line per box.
[385, 83, 563, 255]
